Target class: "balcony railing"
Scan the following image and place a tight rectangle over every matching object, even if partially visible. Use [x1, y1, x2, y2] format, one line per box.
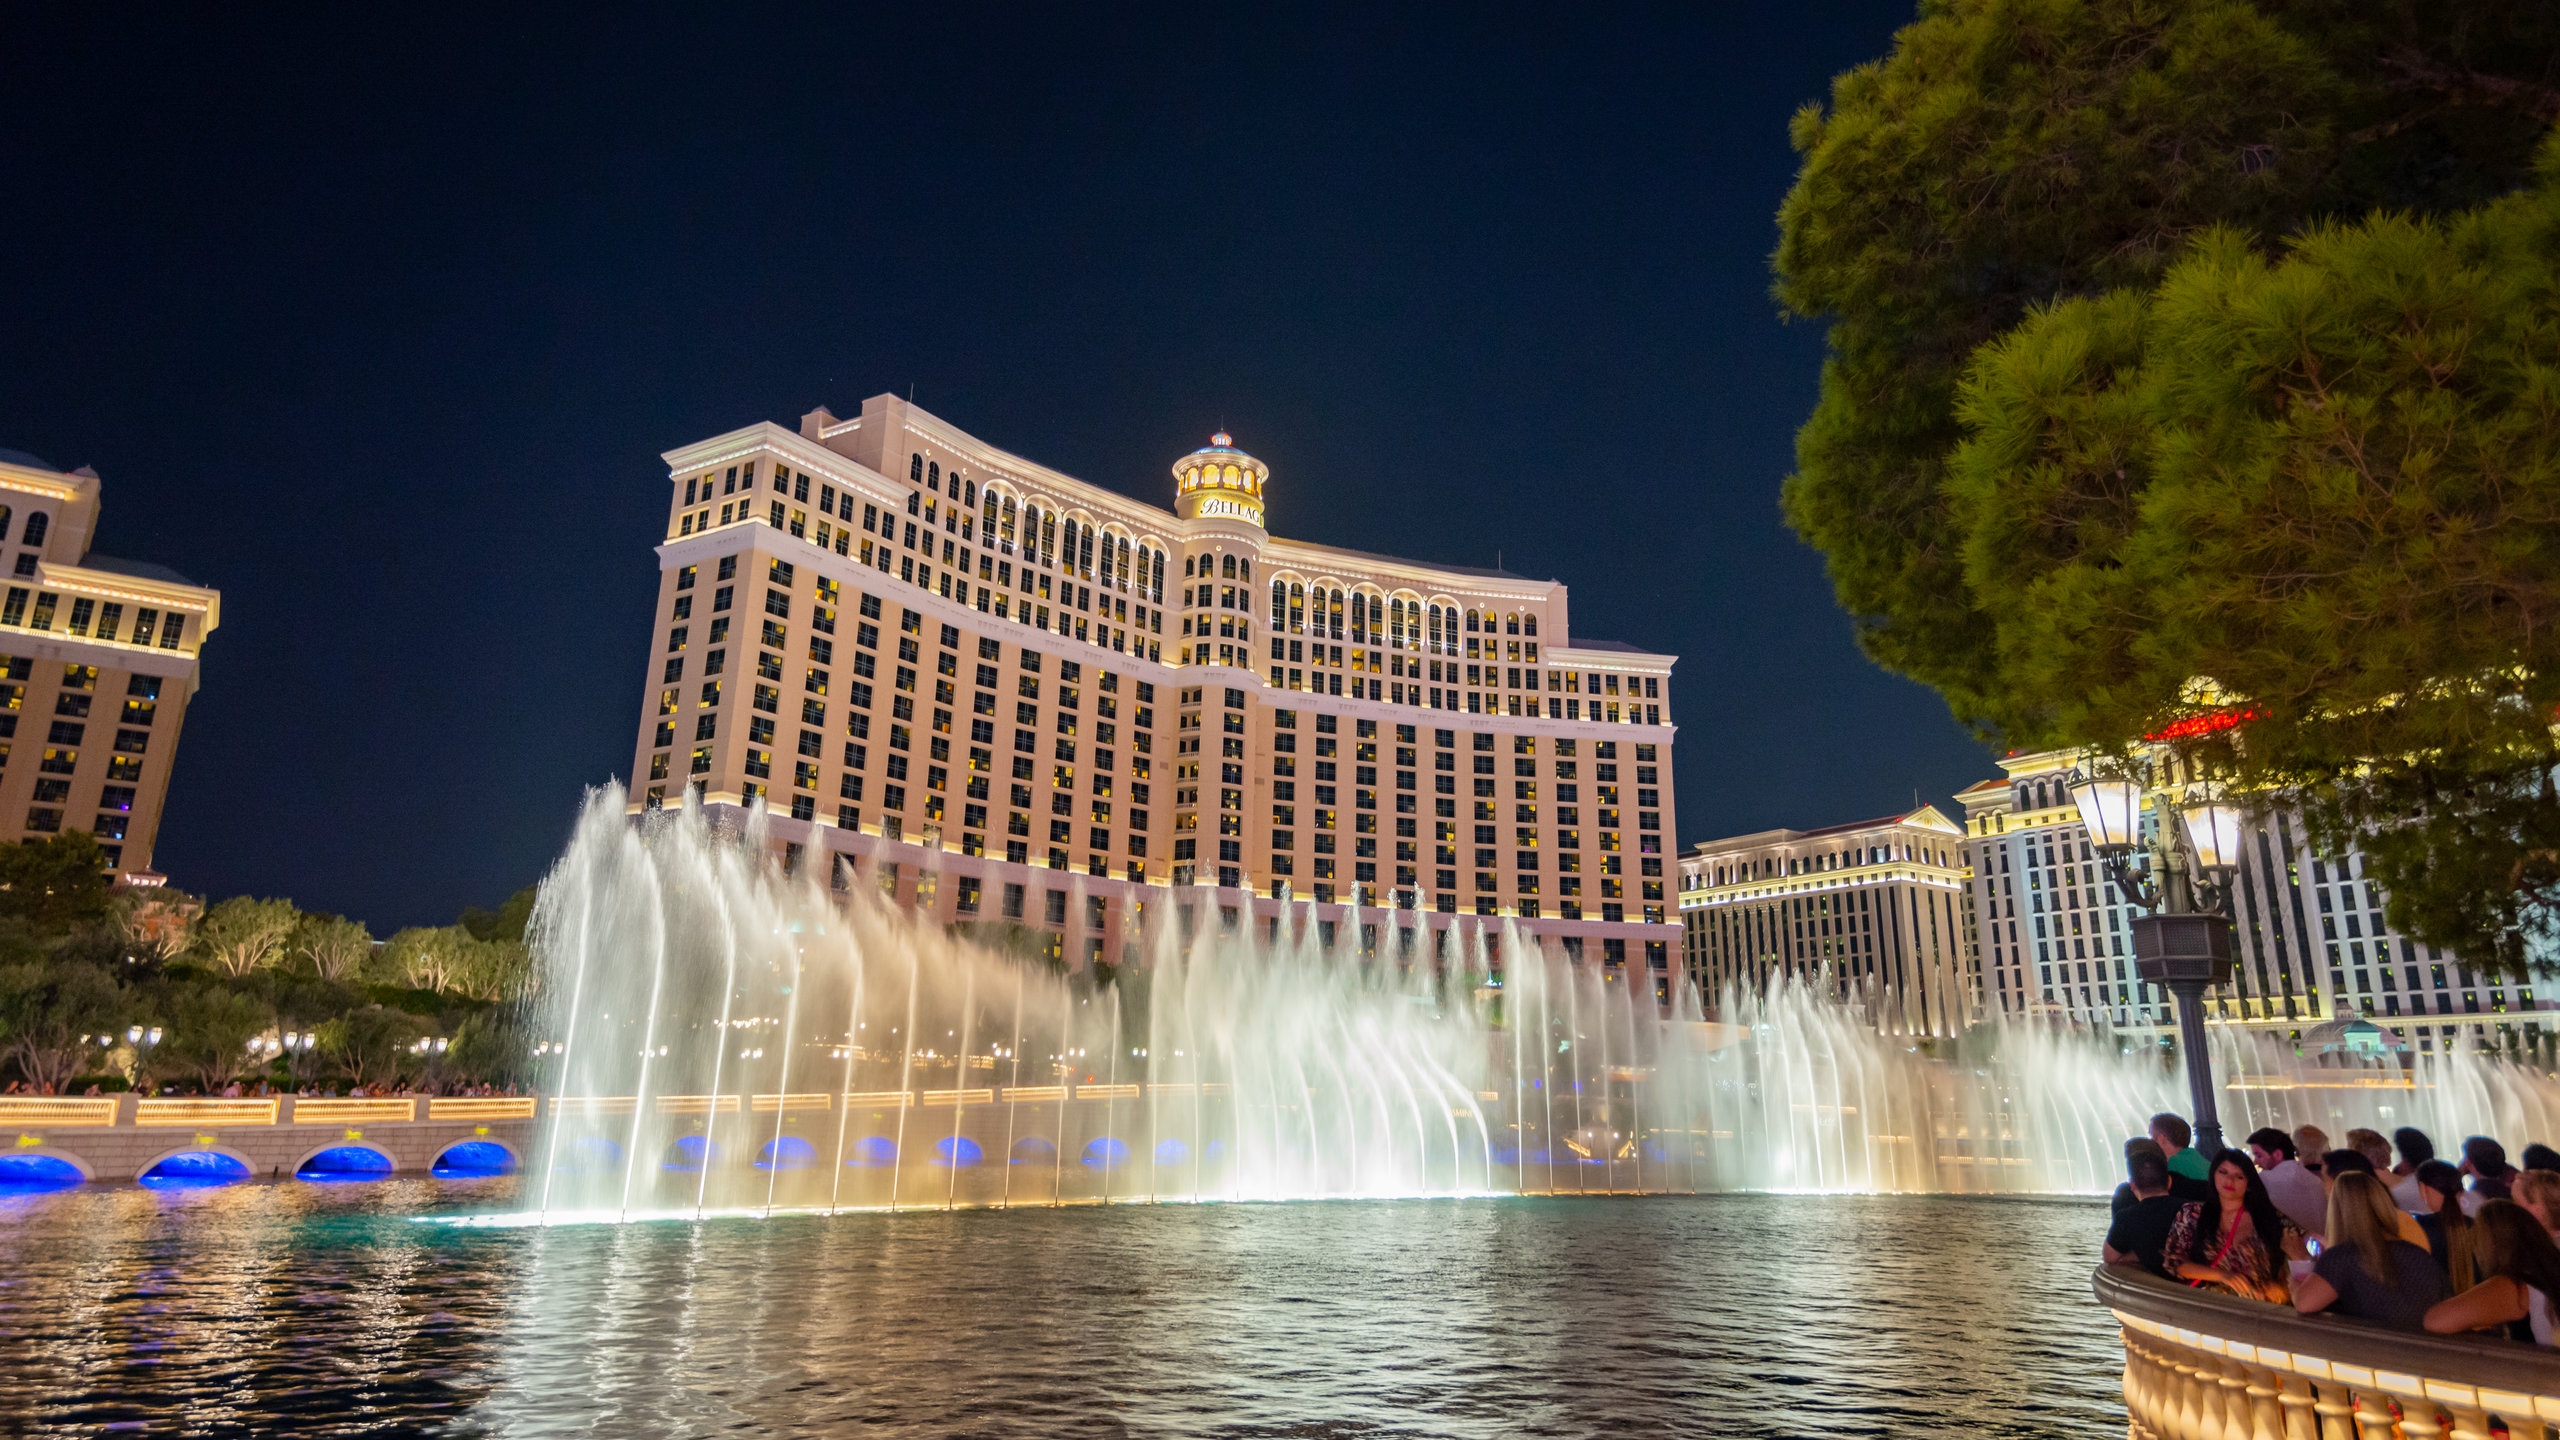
[2093, 1264, 2560, 1438]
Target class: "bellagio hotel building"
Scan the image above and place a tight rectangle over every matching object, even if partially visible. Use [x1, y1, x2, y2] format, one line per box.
[0, 450, 220, 879]
[629, 395, 1680, 984]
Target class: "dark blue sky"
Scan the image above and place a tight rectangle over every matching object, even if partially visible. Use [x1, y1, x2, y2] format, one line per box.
[0, 3, 1993, 930]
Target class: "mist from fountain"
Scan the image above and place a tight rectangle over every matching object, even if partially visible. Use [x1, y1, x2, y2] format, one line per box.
[510, 790, 2560, 1222]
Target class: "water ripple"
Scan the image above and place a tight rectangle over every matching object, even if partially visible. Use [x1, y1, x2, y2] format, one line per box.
[0, 1183, 2124, 1437]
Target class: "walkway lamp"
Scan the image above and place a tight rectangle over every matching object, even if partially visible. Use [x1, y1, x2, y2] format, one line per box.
[2075, 773, 2241, 1155]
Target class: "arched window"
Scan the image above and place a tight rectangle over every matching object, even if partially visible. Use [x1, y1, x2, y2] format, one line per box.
[910, 453, 924, 482]
[1185, 554, 1196, 578]
[1221, 554, 1237, 580]
[1349, 593, 1368, 642]
[981, 487, 999, 531]
[928, 461, 940, 492]
[1116, 536, 1131, 590]
[1040, 511, 1057, 566]
[965, 480, 977, 507]
[1466, 609, 1480, 633]
[1002, 497, 1018, 550]
[1076, 525, 1094, 577]
[1270, 580, 1286, 627]
[1506, 614, 1520, 635]
[1389, 598, 1405, 647]
[1330, 589, 1345, 639]
[1523, 614, 1538, 637]
[1289, 583, 1305, 633]
[1150, 548, 1166, 603]
[1240, 559, 1252, 583]
[1428, 605, 1443, 652]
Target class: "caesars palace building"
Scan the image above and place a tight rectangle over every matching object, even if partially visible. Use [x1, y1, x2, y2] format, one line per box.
[628, 394, 1680, 988]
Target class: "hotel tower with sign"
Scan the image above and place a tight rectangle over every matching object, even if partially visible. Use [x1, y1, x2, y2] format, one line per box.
[629, 394, 1679, 987]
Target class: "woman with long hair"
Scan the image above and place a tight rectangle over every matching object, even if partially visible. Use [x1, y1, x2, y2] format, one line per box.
[2424, 1200, 2560, 1344]
[2163, 1148, 2298, 1302]
[2294, 1171, 2447, 1330]
[2415, 1159, 2482, 1292]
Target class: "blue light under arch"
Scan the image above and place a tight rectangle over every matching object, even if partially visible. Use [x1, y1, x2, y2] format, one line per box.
[1153, 1138, 1189, 1164]
[1010, 1137, 1057, 1164]
[0, 1153, 83, 1190]
[661, 1135, 717, 1172]
[846, 1136, 896, 1167]
[757, 1136, 817, 1170]
[139, 1151, 252, 1188]
[433, 1141, 517, 1175]
[1082, 1137, 1130, 1168]
[932, 1136, 983, 1167]
[297, 1145, 395, 1181]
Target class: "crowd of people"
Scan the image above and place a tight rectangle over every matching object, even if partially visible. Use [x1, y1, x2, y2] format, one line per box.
[2104, 1114, 2560, 1341]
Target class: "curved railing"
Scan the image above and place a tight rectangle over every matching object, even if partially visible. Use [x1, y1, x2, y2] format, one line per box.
[2094, 1264, 2560, 1439]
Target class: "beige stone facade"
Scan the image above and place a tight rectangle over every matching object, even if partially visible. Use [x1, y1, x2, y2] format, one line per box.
[628, 395, 1679, 983]
[1677, 805, 1978, 1036]
[1957, 749, 2556, 1054]
[0, 453, 219, 878]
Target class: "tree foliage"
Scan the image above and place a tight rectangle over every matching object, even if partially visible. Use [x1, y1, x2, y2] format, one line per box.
[189, 896, 300, 977]
[152, 976, 273, 1093]
[316, 1005, 428, 1090]
[289, 912, 373, 981]
[0, 871, 545, 1092]
[0, 832, 119, 934]
[1776, 0, 2560, 970]
[0, 957, 121, 1092]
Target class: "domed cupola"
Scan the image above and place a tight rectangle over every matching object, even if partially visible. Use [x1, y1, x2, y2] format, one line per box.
[1171, 433, 1267, 529]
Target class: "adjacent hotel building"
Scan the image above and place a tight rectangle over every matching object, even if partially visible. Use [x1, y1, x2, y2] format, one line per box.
[1676, 806, 1978, 1036]
[1958, 749, 2552, 1056]
[628, 396, 1680, 986]
[0, 451, 221, 879]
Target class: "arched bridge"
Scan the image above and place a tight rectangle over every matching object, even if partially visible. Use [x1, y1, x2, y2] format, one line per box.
[0, 1095, 536, 1184]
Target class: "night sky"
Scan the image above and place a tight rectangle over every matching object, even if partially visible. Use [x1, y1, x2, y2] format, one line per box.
[2, 3, 1992, 931]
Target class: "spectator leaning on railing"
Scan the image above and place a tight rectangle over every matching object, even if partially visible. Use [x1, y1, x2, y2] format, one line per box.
[2111, 1137, 2210, 1222]
[2163, 1149, 2298, 1302]
[2292, 1171, 2450, 1332]
[2424, 1200, 2560, 1345]
[2321, 1149, 2433, 1253]
[2106, 1145, 2185, 1278]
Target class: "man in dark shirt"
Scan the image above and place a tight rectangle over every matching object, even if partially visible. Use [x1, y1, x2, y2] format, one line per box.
[2111, 1136, 2211, 1220]
[2105, 1146, 2185, 1278]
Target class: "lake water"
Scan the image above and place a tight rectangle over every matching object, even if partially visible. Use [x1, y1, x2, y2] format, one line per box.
[0, 1180, 2124, 1436]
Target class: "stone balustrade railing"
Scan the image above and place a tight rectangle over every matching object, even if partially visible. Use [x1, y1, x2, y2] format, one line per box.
[0, 1094, 539, 1126]
[2095, 1264, 2560, 1439]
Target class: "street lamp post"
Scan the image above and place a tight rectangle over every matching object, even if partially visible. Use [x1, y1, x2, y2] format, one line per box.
[2074, 776, 2244, 1156]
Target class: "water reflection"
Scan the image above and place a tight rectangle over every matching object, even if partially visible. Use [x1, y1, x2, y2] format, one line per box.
[0, 1180, 2123, 1436]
